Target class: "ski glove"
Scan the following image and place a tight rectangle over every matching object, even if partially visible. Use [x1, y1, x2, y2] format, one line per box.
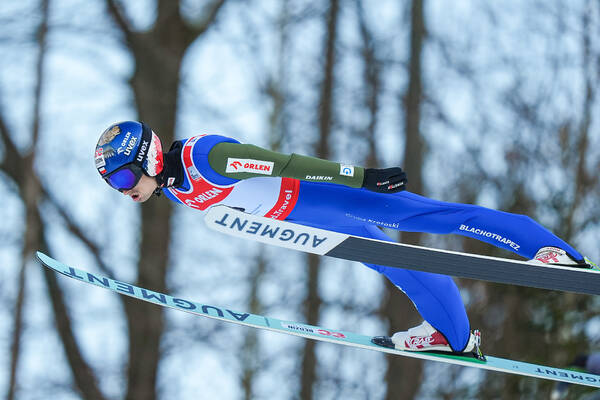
[362, 167, 407, 193]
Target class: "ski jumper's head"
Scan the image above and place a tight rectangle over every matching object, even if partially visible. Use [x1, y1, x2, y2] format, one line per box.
[95, 121, 163, 199]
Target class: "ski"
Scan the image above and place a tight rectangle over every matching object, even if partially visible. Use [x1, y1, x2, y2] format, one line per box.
[37, 251, 600, 388]
[204, 206, 600, 295]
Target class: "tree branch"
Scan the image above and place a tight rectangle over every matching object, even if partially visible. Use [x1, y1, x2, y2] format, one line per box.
[0, 112, 24, 186]
[42, 258, 108, 400]
[105, 0, 135, 47]
[184, 0, 227, 37]
[42, 185, 116, 279]
[7, 0, 50, 397]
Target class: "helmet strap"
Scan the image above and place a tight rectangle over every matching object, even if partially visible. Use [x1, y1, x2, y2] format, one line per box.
[152, 173, 163, 197]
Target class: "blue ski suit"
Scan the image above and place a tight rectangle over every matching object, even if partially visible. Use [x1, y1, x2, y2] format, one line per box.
[163, 134, 582, 351]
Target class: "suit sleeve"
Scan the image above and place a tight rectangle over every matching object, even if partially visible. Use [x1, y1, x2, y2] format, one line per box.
[207, 142, 365, 188]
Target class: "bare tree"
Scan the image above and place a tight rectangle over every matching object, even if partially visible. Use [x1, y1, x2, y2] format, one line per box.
[381, 0, 427, 399]
[2, 1, 111, 399]
[5, 2, 69, 400]
[2, 1, 227, 399]
[238, 4, 293, 392]
[299, 1, 340, 399]
[102, 2, 226, 398]
[422, 2, 600, 398]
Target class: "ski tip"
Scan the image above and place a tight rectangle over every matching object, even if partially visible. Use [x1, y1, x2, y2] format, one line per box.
[372, 336, 395, 349]
[35, 251, 52, 266]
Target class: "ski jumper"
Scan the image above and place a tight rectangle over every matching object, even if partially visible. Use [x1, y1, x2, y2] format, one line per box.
[163, 134, 583, 351]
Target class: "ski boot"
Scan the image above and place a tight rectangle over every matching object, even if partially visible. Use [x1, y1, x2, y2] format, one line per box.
[372, 321, 485, 361]
[530, 246, 598, 270]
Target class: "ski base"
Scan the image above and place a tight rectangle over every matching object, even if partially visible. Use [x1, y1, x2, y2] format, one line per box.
[36, 251, 600, 388]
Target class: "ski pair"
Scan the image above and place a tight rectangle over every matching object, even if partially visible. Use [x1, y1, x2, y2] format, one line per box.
[204, 205, 600, 295]
[37, 252, 600, 387]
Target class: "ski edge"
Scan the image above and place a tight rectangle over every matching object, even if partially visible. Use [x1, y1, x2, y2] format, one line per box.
[36, 251, 600, 389]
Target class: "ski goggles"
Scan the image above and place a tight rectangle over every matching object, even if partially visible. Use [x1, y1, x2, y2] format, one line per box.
[103, 163, 144, 192]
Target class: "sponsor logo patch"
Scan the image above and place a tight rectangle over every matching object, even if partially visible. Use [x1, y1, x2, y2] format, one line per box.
[282, 323, 346, 338]
[95, 147, 105, 168]
[459, 224, 521, 250]
[117, 131, 132, 154]
[136, 139, 149, 162]
[340, 164, 354, 177]
[187, 165, 202, 181]
[226, 158, 274, 175]
[185, 188, 223, 206]
[213, 213, 330, 249]
[406, 335, 435, 349]
[305, 175, 333, 181]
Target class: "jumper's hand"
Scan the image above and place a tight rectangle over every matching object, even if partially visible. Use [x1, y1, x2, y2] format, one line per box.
[362, 167, 407, 193]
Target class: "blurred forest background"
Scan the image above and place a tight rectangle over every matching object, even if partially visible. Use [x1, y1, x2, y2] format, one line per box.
[1, 0, 599, 399]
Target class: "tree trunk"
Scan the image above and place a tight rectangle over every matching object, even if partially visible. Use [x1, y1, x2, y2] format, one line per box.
[104, 2, 226, 398]
[384, 0, 427, 399]
[124, 25, 186, 400]
[300, 1, 339, 398]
